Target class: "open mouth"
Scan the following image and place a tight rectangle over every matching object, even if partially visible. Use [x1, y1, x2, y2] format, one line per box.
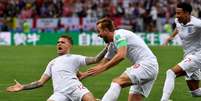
[58, 47, 62, 50]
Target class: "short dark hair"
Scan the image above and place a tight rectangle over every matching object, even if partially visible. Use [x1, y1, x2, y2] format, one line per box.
[177, 2, 192, 14]
[96, 18, 115, 32]
[60, 35, 73, 45]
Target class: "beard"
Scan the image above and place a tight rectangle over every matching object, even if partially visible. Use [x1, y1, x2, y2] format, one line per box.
[103, 36, 109, 43]
[178, 18, 182, 23]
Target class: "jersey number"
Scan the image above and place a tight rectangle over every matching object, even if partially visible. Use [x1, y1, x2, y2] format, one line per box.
[132, 64, 140, 69]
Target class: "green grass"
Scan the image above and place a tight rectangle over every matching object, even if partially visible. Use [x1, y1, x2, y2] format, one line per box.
[0, 46, 200, 101]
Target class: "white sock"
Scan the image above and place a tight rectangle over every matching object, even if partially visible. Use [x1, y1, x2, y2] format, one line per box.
[161, 69, 176, 101]
[102, 82, 121, 101]
[191, 88, 201, 97]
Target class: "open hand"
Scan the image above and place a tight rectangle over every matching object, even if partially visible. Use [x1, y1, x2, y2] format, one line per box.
[78, 71, 93, 80]
[6, 80, 24, 92]
[87, 66, 105, 76]
[162, 37, 173, 46]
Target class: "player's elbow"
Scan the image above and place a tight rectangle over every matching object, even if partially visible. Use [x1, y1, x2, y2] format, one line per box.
[85, 57, 100, 65]
[117, 53, 126, 60]
[37, 81, 45, 87]
[94, 57, 102, 63]
[116, 54, 125, 61]
[90, 57, 103, 64]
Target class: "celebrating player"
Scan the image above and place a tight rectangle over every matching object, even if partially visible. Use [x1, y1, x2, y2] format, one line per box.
[6, 35, 107, 101]
[82, 18, 159, 101]
[161, 2, 201, 101]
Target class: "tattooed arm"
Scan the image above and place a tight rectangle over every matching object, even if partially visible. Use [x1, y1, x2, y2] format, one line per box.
[85, 46, 108, 65]
[6, 74, 50, 92]
[77, 45, 108, 80]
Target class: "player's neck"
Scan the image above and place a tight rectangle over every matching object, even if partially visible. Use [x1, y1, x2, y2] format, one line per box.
[58, 51, 70, 56]
[183, 16, 191, 25]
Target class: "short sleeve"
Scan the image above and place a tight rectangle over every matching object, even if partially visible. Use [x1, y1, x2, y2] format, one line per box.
[114, 32, 127, 48]
[43, 60, 54, 77]
[76, 55, 87, 67]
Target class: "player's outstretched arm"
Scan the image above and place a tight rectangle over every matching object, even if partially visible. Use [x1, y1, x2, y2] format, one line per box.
[85, 45, 108, 65]
[88, 46, 127, 76]
[163, 29, 178, 45]
[79, 58, 110, 80]
[6, 74, 50, 92]
[77, 71, 91, 80]
[6, 80, 24, 92]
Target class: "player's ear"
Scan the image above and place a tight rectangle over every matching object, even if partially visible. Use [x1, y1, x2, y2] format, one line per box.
[69, 43, 72, 48]
[104, 28, 110, 32]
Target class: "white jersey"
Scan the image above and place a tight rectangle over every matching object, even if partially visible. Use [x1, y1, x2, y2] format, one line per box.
[43, 54, 86, 92]
[105, 29, 158, 97]
[105, 29, 157, 64]
[175, 16, 201, 56]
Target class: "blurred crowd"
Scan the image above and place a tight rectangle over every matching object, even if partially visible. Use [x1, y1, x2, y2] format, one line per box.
[0, 0, 201, 32]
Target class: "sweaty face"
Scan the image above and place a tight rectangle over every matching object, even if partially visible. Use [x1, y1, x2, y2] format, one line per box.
[97, 24, 110, 43]
[56, 38, 72, 55]
[176, 8, 189, 24]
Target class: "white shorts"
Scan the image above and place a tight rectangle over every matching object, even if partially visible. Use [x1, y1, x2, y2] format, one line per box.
[124, 61, 158, 97]
[48, 92, 71, 101]
[178, 54, 201, 78]
[60, 81, 90, 101]
[185, 69, 201, 80]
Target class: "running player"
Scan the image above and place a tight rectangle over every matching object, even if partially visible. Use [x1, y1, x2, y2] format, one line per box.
[161, 2, 201, 101]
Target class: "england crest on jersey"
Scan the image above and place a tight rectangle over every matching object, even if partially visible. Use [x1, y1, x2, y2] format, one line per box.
[187, 26, 195, 34]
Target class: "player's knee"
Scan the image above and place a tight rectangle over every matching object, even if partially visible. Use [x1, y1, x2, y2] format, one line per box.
[112, 76, 131, 87]
[112, 77, 122, 85]
[82, 92, 96, 101]
[128, 93, 143, 101]
[112, 77, 119, 83]
[166, 69, 176, 78]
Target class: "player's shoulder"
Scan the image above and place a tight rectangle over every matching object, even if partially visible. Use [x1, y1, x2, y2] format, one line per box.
[191, 16, 201, 22]
[114, 29, 135, 36]
[48, 57, 57, 64]
[54, 54, 80, 59]
[190, 16, 201, 26]
[70, 54, 83, 56]
[69, 54, 85, 59]
[115, 29, 131, 34]
[114, 29, 124, 34]
[56, 54, 85, 61]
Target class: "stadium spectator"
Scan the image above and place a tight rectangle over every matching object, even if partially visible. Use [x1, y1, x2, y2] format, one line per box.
[0, 1, 6, 17]
[161, 2, 201, 101]
[22, 20, 31, 33]
[19, 3, 33, 19]
[0, 0, 201, 32]
[81, 18, 159, 101]
[62, 3, 73, 17]
[6, 35, 108, 101]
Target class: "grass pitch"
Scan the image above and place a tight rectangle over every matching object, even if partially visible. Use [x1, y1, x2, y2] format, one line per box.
[0, 46, 200, 101]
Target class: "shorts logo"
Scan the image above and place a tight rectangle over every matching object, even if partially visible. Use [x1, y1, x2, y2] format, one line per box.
[184, 58, 191, 63]
[132, 64, 140, 69]
[77, 84, 85, 90]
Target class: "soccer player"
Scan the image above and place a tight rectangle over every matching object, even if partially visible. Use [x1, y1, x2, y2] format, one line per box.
[6, 35, 108, 101]
[81, 18, 159, 101]
[161, 2, 201, 101]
